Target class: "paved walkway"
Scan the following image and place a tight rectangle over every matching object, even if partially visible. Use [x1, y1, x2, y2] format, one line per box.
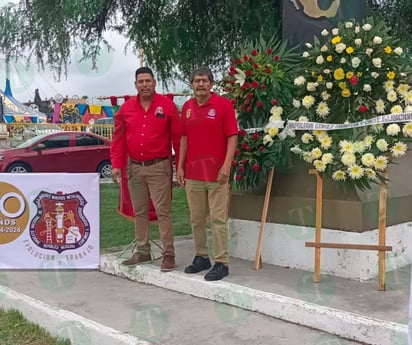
[0, 237, 409, 345]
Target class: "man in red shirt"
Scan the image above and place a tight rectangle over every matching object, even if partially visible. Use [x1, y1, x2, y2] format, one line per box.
[177, 67, 238, 281]
[111, 67, 181, 271]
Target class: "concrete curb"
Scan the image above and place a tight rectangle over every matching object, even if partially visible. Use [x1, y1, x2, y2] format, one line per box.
[0, 285, 151, 345]
[100, 253, 407, 345]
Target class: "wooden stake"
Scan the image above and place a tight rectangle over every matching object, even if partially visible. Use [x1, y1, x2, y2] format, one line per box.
[378, 172, 388, 291]
[139, 48, 144, 67]
[254, 167, 275, 270]
[309, 169, 323, 283]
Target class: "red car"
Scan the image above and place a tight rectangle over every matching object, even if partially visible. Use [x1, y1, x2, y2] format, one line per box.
[0, 131, 112, 178]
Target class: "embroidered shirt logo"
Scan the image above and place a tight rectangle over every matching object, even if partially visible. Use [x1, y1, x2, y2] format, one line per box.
[207, 109, 216, 119]
[186, 109, 191, 119]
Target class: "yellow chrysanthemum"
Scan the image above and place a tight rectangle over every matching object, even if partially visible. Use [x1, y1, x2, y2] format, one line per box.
[346, 71, 354, 79]
[341, 88, 351, 97]
[333, 68, 345, 80]
[346, 46, 354, 54]
[391, 141, 407, 157]
[326, 55, 333, 62]
[314, 160, 326, 172]
[331, 36, 342, 44]
[318, 135, 332, 149]
[365, 168, 377, 180]
[374, 156, 388, 171]
[348, 165, 364, 180]
[338, 81, 347, 90]
[357, 71, 362, 77]
[384, 46, 392, 54]
[387, 71, 396, 80]
[268, 127, 279, 137]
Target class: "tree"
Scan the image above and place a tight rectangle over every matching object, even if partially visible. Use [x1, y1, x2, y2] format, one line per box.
[0, 0, 411, 87]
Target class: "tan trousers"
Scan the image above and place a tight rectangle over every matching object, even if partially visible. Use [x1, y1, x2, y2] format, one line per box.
[127, 159, 174, 256]
[185, 179, 230, 265]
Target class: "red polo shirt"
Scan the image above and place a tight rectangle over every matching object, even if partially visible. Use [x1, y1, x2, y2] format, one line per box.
[110, 93, 181, 169]
[182, 93, 238, 181]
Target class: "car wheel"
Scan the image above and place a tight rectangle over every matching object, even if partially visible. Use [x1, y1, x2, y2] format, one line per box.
[7, 162, 31, 173]
[97, 161, 112, 179]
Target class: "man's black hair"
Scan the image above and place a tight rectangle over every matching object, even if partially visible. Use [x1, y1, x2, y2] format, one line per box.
[135, 67, 155, 80]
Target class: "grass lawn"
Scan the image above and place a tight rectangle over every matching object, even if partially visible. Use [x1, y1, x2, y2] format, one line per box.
[0, 308, 70, 345]
[100, 183, 192, 249]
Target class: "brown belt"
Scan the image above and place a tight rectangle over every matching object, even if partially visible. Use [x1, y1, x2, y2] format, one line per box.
[130, 157, 169, 167]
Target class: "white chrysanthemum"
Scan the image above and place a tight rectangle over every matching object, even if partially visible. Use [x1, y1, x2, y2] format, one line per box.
[355, 26, 360, 33]
[302, 95, 315, 109]
[397, 83, 409, 96]
[320, 45, 328, 52]
[316, 101, 330, 118]
[361, 153, 375, 167]
[373, 36, 383, 45]
[365, 168, 377, 180]
[332, 28, 339, 35]
[394, 47, 403, 55]
[371, 124, 384, 133]
[268, 127, 279, 137]
[354, 38, 362, 46]
[301, 133, 313, 144]
[406, 105, 412, 112]
[290, 145, 302, 154]
[384, 80, 395, 92]
[307, 82, 318, 92]
[387, 90, 397, 102]
[366, 48, 374, 56]
[372, 58, 382, 68]
[321, 91, 331, 101]
[375, 99, 385, 114]
[313, 130, 327, 138]
[391, 105, 403, 114]
[318, 135, 332, 150]
[323, 69, 331, 74]
[344, 21, 353, 29]
[263, 134, 274, 146]
[340, 57, 346, 64]
[322, 152, 333, 164]
[363, 84, 372, 92]
[341, 152, 356, 166]
[303, 151, 313, 163]
[376, 138, 389, 152]
[351, 57, 361, 68]
[339, 140, 354, 153]
[371, 71, 379, 78]
[270, 105, 283, 117]
[294, 76, 306, 86]
[311, 147, 322, 159]
[293, 99, 301, 108]
[402, 122, 412, 137]
[316, 55, 325, 65]
[391, 141, 408, 157]
[348, 165, 364, 180]
[313, 160, 326, 172]
[354, 141, 366, 153]
[404, 92, 412, 105]
[302, 51, 309, 58]
[321, 29, 329, 36]
[305, 42, 313, 48]
[362, 23, 372, 31]
[374, 155, 388, 171]
[364, 135, 374, 149]
[298, 116, 309, 122]
[386, 123, 401, 136]
[335, 43, 346, 53]
[326, 82, 333, 89]
[332, 170, 346, 181]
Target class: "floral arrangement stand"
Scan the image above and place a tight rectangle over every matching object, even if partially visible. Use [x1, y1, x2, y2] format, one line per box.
[253, 167, 275, 270]
[305, 169, 392, 291]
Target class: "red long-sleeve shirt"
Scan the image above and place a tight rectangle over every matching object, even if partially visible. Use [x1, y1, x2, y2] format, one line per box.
[110, 93, 181, 169]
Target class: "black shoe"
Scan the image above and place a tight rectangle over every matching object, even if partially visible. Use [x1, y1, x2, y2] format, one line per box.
[184, 256, 211, 274]
[204, 263, 229, 281]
